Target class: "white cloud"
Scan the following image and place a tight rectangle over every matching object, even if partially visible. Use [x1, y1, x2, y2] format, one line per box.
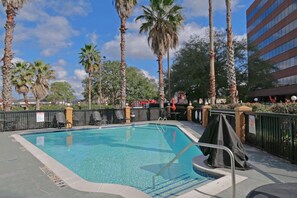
[234, 34, 247, 41]
[74, 69, 87, 81]
[102, 32, 154, 60]
[18, 0, 91, 20]
[182, 0, 240, 18]
[52, 59, 68, 79]
[87, 31, 99, 45]
[50, 0, 91, 16]
[11, 0, 83, 57]
[140, 69, 158, 83]
[103, 21, 211, 61]
[179, 23, 209, 45]
[34, 16, 78, 57]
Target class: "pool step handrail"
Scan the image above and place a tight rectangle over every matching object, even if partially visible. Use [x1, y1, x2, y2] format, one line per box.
[152, 142, 236, 198]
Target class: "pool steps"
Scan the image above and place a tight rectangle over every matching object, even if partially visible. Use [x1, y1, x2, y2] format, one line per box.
[143, 173, 210, 197]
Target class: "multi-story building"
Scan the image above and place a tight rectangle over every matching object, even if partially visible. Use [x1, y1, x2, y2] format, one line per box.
[247, 0, 297, 102]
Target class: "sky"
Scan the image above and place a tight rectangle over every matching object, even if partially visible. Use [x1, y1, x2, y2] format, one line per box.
[0, 0, 254, 100]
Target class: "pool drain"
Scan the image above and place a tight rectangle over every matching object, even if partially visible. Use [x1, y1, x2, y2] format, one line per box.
[39, 166, 67, 188]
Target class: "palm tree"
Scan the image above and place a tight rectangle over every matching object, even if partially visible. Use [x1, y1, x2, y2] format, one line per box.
[226, 0, 238, 104]
[209, 0, 216, 105]
[114, 0, 137, 108]
[79, 44, 100, 109]
[1, 0, 27, 111]
[31, 61, 55, 110]
[136, 0, 183, 108]
[12, 62, 34, 110]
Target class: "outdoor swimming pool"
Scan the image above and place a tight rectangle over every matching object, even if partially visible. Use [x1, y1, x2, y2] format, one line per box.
[22, 124, 215, 197]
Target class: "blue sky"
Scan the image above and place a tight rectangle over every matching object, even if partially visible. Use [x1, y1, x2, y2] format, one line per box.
[0, 0, 253, 99]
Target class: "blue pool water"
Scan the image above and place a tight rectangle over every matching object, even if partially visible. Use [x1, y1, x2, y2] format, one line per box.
[23, 124, 215, 197]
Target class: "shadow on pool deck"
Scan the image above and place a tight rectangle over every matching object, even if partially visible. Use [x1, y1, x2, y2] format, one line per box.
[1, 121, 297, 198]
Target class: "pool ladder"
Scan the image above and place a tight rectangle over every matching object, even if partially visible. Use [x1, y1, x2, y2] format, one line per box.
[152, 142, 236, 198]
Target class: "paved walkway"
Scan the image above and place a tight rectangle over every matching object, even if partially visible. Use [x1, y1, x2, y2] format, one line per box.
[1, 121, 297, 198]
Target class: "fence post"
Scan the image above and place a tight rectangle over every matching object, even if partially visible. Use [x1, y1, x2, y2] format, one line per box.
[202, 105, 212, 127]
[187, 104, 194, 121]
[235, 106, 252, 143]
[65, 107, 73, 128]
[125, 105, 131, 124]
[166, 104, 171, 115]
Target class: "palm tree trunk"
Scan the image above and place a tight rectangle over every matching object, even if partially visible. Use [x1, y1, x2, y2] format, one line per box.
[36, 98, 40, 110]
[209, 0, 216, 105]
[23, 93, 28, 110]
[2, 5, 16, 111]
[167, 50, 171, 100]
[98, 62, 102, 108]
[158, 52, 165, 109]
[88, 74, 92, 109]
[226, 0, 238, 104]
[120, 17, 127, 108]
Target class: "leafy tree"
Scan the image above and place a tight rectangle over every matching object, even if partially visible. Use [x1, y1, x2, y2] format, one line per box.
[82, 61, 121, 106]
[136, 0, 184, 108]
[247, 45, 278, 94]
[114, 0, 138, 108]
[126, 67, 158, 104]
[79, 44, 100, 109]
[171, 36, 210, 102]
[82, 61, 158, 107]
[31, 61, 55, 110]
[170, 32, 248, 103]
[1, 0, 27, 111]
[45, 82, 76, 103]
[12, 61, 34, 110]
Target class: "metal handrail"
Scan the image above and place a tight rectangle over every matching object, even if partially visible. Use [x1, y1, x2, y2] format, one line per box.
[210, 110, 235, 117]
[152, 142, 236, 198]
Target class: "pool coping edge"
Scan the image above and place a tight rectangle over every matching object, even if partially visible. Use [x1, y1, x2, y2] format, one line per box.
[11, 133, 150, 198]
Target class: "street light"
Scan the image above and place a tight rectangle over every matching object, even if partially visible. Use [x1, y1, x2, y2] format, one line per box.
[254, 98, 258, 103]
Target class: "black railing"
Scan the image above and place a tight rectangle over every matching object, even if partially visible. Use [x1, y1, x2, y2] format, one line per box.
[0, 107, 168, 132]
[192, 108, 202, 123]
[0, 110, 63, 132]
[245, 112, 297, 164]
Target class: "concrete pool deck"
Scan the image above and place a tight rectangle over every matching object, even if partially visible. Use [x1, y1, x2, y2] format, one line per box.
[1, 121, 297, 198]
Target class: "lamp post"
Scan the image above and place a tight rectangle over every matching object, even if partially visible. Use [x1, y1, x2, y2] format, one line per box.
[254, 98, 258, 103]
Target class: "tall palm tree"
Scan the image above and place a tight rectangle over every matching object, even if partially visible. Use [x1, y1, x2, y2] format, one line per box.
[31, 61, 55, 110]
[114, 0, 137, 108]
[1, 0, 27, 111]
[12, 62, 34, 110]
[136, 0, 183, 108]
[209, 0, 216, 105]
[226, 0, 238, 104]
[79, 44, 100, 109]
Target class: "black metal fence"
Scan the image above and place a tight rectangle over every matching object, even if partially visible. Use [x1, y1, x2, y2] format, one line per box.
[192, 108, 202, 123]
[0, 110, 63, 132]
[0, 107, 179, 132]
[245, 112, 297, 164]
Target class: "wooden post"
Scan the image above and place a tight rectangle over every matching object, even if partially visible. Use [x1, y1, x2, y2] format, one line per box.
[187, 104, 194, 121]
[125, 105, 131, 124]
[166, 104, 171, 114]
[235, 106, 252, 143]
[65, 107, 73, 129]
[202, 105, 212, 128]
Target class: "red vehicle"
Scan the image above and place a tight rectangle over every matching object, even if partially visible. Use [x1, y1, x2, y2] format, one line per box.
[132, 99, 157, 108]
